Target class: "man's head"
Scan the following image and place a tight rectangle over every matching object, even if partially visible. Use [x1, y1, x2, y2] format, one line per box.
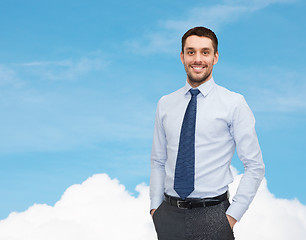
[182, 26, 218, 54]
[180, 26, 219, 87]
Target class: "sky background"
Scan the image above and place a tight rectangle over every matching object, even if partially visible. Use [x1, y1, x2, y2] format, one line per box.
[0, 0, 305, 226]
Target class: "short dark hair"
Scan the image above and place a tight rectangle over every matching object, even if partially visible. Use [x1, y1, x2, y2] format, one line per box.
[182, 26, 218, 53]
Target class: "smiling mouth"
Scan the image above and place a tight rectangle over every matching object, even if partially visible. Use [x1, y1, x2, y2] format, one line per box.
[191, 65, 206, 72]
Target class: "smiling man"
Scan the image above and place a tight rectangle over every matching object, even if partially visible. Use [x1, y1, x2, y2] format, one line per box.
[150, 27, 265, 240]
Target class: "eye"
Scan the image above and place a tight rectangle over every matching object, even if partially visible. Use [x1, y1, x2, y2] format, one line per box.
[187, 51, 194, 55]
[203, 51, 209, 55]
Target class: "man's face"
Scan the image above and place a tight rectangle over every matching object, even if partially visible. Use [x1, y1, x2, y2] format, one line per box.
[180, 35, 218, 87]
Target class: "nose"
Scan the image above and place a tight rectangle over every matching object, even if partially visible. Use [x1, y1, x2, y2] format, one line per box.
[194, 52, 202, 63]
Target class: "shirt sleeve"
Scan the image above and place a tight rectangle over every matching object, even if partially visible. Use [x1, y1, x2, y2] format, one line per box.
[226, 96, 265, 221]
[150, 98, 167, 210]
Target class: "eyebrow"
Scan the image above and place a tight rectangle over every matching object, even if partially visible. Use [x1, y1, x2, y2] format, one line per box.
[185, 47, 211, 51]
[185, 47, 195, 51]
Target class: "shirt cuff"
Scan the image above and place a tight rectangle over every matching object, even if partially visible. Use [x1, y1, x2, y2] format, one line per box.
[150, 196, 164, 211]
[225, 200, 248, 222]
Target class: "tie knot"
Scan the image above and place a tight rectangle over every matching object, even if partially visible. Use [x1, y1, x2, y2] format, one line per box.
[190, 89, 200, 97]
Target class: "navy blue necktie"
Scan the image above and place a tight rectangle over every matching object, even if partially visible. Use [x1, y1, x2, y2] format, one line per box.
[174, 88, 200, 200]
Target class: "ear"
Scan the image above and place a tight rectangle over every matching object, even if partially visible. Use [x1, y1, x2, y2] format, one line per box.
[180, 51, 184, 64]
[213, 51, 219, 65]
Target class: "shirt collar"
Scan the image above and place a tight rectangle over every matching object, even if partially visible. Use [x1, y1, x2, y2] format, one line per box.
[183, 77, 216, 97]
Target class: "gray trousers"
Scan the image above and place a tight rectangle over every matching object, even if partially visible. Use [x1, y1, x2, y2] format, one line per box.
[152, 199, 234, 240]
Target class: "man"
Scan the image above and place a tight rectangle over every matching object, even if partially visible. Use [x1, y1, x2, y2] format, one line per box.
[150, 26, 265, 240]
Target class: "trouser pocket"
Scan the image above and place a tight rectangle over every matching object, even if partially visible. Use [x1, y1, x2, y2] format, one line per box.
[220, 200, 235, 239]
[152, 202, 164, 225]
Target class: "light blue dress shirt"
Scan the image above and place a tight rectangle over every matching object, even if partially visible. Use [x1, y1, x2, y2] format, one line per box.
[150, 78, 265, 221]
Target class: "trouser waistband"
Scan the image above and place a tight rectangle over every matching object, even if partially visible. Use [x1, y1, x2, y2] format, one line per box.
[164, 191, 228, 209]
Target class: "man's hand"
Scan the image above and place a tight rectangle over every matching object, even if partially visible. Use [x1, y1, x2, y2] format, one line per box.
[150, 209, 156, 217]
[226, 214, 237, 229]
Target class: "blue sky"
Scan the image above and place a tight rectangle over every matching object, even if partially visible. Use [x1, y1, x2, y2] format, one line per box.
[0, 0, 305, 220]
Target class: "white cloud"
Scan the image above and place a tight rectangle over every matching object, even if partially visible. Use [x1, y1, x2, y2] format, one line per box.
[0, 64, 25, 88]
[0, 53, 156, 153]
[163, 5, 248, 32]
[229, 173, 306, 239]
[0, 174, 156, 240]
[0, 65, 15, 86]
[127, 3, 249, 55]
[165, 0, 297, 31]
[0, 85, 155, 153]
[0, 170, 305, 240]
[217, 64, 306, 113]
[128, 0, 296, 55]
[18, 56, 109, 81]
[251, 85, 306, 113]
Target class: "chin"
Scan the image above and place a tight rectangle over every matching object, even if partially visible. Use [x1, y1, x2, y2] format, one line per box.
[189, 75, 210, 84]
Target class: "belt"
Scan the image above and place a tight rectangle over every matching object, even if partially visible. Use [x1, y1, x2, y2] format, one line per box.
[164, 191, 228, 209]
